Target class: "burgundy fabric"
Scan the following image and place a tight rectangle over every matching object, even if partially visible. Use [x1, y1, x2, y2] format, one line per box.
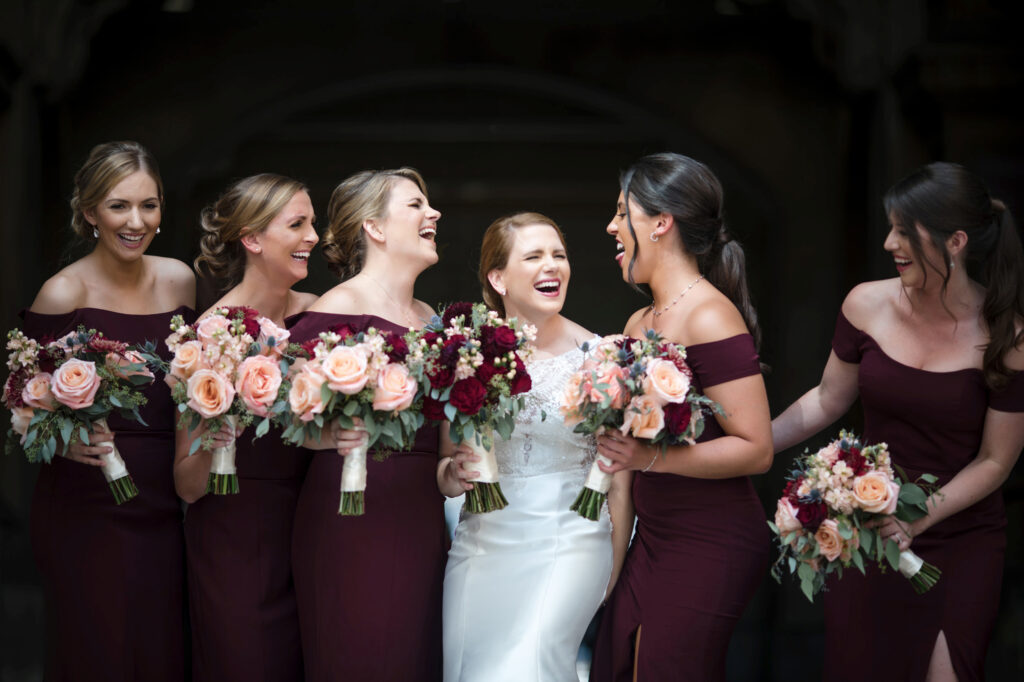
[592, 333, 770, 682]
[822, 309, 1023, 682]
[22, 307, 192, 682]
[288, 312, 446, 682]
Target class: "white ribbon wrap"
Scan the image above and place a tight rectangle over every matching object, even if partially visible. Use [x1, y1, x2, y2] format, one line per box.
[341, 444, 368, 493]
[898, 549, 925, 579]
[95, 418, 128, 483]
[209, 415, 238, 475]
[583, 455, 614, 493]
[464, 437, 499, 484]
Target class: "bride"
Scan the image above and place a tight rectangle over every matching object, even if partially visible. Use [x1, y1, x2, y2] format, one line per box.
[441, 212, 633, 682]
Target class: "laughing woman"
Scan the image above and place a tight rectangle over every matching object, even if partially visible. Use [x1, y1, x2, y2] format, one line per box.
[772, 162, 1024, 682]
[175, 174, 319, 682]
[591, 153, 772, 682]
[24, 141, 195, 681]
[288, 167, 448, 682]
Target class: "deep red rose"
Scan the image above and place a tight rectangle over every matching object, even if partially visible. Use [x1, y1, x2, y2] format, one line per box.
[782, 479, 799, 501]
[481, 325, 518, 358]
[440, 336, 465, 368]
[330, 323, 357, 340]
[300, 338, 321, 358]
[509, 356, 531, 395]
[36, 346, 60, 374]
[663, 401, 692, 436]
[449, 377, 487, 415]
[423, 396, 446, 421]
[384, 332, 409, 362]
[476, 361, 500, 386]
[840, 448, 870, 477]
[224, 306, 261, 337]
[422, 331, 441, 346]
[441, 302, 475, 328]
[795, 501, 828, 532]
[428, 364, 455, 389]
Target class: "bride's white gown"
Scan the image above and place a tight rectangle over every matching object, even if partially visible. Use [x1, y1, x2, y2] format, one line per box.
[443, 346, 613, 682]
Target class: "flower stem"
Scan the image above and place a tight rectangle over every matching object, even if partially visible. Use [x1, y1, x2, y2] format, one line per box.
[570, 487, 606, 521]
[339, 491, 365, 516]
[909, 561, 941, 595]
[465, 482, 508, 514]
[206, 473, 239, 495]
[109, 475, 139, 505]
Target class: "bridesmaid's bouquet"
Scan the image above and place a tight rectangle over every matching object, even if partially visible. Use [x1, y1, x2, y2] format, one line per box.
[161, 307, 291, 495]
[559, 331, 723, 520]
[407, 302, 535, 514]
[281, 322, 422, 515]
[768, 430, 942, 601]
[3, 327, 155, 504]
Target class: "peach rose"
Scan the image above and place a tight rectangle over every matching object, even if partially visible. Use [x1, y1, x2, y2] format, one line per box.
[168, 340, 205, 387]
[559, 372, 587, 426]
[774, 497, 803, 534]
[257, 316, 290, 356]
[852, 470, 900, 514]
[196, 315, 231, 347]
[10, 406, 34, 441]
[186, 369, 235, 419]
[589, 363, 627, 409]
[106, 350, 155, 381]
[235, 355, 282, 417]
[321, 345, 369, 395]
[814, 518, 843, 562]
[22, 373, 57, 411]
[818, 442, 841, 466]
[372, 363, 417, 412]
[644, 358, 690, 405]
[289, 366, 327, 422]
[620, 394, 665, 440]
[51, 359, 101, 410]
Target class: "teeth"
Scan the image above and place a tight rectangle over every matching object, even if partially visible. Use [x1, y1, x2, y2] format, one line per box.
[419, 227, 436, 238]
[119, 233, 143, 242]
[535, 281, 559, 292]
[616, 242, 624, 252]
[292, 252, 309, 260]
[895, 257, 911, 264]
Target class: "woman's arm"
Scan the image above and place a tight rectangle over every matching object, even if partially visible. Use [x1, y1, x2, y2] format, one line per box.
[605, 470, 634, 598]
[173, 420, 238, 503]
[771, 350, 861, 452]
[437, 425, 477, 498]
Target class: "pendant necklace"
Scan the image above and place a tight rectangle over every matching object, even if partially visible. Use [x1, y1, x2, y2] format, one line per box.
[648, 274, 704, 320]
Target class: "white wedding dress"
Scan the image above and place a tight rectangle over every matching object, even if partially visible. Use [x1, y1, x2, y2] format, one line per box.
[443, 346, 613, 682]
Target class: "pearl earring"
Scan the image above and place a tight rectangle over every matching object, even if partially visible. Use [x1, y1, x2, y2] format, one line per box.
[650, 233, 659, 243]
[93, 227, 99, 239]
[156, 227, 161, 235]
[497, 288, 507, 296]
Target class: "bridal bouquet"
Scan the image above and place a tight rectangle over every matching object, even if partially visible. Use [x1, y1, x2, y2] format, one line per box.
[559, 330, 723, 520]
[768, 430, 942, 601]
[407, 302, 534, 514]
[281, 322, 422, 515]
[162, 306, 291, 495]
[3, 327, 155, 504]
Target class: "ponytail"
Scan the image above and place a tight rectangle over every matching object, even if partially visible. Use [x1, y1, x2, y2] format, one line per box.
[700, 234, 762, 351]
[978, 201, 1024, 389]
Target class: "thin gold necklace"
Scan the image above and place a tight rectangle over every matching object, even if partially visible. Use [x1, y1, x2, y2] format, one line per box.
[367, 275, 418, 328]
[649, 274, 704, 318]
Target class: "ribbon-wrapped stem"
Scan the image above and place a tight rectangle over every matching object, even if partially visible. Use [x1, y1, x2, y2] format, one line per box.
[571, 454, 613, 521]
[898, 549, 941, 594]
[95, 418, 138, 505]
[338, 440, 368, 516]
[463, 432, 507, 514]
[206, 414, 240, 495]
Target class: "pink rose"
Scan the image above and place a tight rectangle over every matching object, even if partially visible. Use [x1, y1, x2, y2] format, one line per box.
[372, 363, 417, 412]
[257, 316, 290, 356]
[106, 350, 155, 381]
[852, 471, 900, 514]
[620, 394, 665, 440]
[22, 373, 57, 411]
[818, 442, 841, 466]
[814, 518, 843, 562]
[186, 369, 235, 418]
[167, 340, 205, 387]
[289, 365, 326, 422]
[321, 345, 369, 395]
[559, 372, 588, 426]
[10, 406, 34, 441]
[774, 497, 803, 534]
[235, 355, 282, 417]
[51, 359, 101, 410]
[589, 363, 627, 409]
[196, 314, 232, 347]
[643, 358, 691, 405]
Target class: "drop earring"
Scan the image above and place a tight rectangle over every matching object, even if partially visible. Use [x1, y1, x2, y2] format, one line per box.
[156, 227, 161, 235]
[93, 227, 99, 239]
[650, 232, 659, 243]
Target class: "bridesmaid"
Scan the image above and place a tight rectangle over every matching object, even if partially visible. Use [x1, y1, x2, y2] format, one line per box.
[24, 140, 195, 681]
[175, 174, 319, 682]
[591, 152, 773, 681]
[772, 162, 1024, 682]
[289, 167, 448, 682]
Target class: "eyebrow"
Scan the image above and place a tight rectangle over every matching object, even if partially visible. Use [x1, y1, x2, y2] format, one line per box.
[105, 196, 160, 204]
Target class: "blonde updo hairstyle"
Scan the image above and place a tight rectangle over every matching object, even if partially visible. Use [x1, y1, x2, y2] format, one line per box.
[195, 173, 308, 292]
[70, 141, 163, 240]
[322, 167, 428, 281]
[478, 212, 567, 317]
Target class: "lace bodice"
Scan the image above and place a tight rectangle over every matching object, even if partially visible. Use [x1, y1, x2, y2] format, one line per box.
[495, 345, 597, 481]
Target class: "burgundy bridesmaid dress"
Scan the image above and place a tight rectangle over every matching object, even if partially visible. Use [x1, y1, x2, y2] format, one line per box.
[288, 312, 446, 682]
[822, 310, 1024, 682]
[593, 333, 770, 681]
[23, 306, 193, 682]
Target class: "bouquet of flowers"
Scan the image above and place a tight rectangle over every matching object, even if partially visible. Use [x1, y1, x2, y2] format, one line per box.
[281, 322, 422, 515]
[559, 330, 723, 520]
[4, 327, 156, 504]
[768, 430, 942, 601]
[407, 302, 534, 514]
[161, 306, 291, 495]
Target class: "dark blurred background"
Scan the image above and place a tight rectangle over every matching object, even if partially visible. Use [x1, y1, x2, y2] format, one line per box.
[1, 0, 1022, 679]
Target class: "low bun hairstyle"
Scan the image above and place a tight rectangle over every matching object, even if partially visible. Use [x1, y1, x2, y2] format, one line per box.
[194, 174, 308, 292]
[884, 162, 1024, 389]
[70, 141, 163, 240]
[621, 152, 761, 350]
[478, 212, 567, 317]
[321, 168, 427, 281]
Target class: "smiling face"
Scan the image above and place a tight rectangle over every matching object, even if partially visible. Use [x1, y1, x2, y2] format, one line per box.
[606, 191, 659, 284]
[489, 223, 570, 322]
[884, 211, 949, 291]
[85, 170, 161, 260]
[246, 190, 319, 286]
[377, 177, 441, 267]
